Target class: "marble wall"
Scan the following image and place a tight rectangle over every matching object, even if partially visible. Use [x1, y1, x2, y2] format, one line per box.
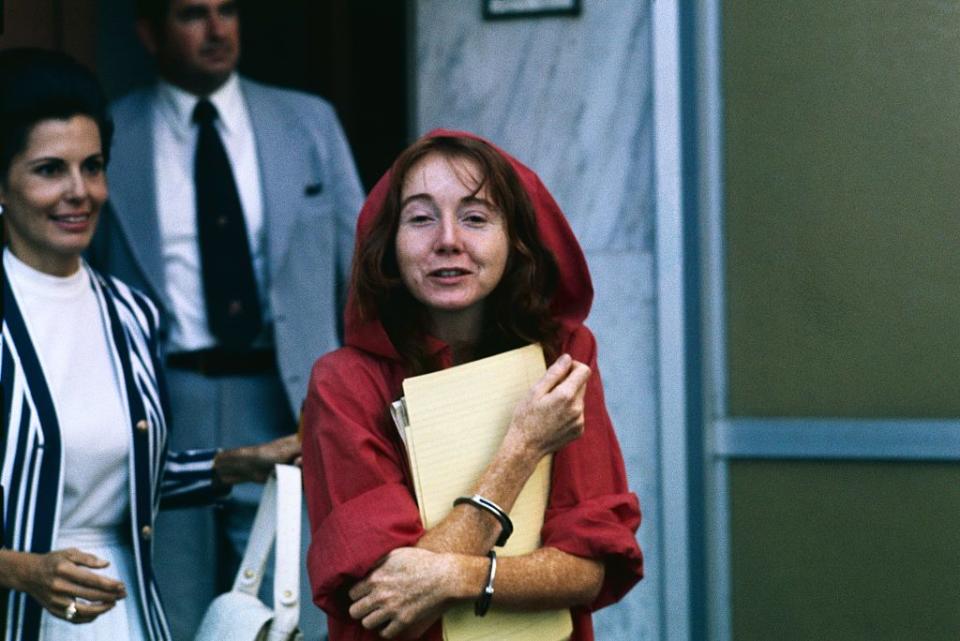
[414, 2, 660, 639]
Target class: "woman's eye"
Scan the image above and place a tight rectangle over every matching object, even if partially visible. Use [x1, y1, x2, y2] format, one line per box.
[83, 158, 105, 175]
[402, 209, 435, 225]
[463, 212, 489, 226]
[33, 162, 64, 177]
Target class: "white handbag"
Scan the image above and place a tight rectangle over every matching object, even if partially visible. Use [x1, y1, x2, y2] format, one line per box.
[194, 464, 304, 641]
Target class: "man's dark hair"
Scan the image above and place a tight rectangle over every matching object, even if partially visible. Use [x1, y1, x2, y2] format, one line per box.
[0, 48, 113, 181]
[136, 0, 171, 27]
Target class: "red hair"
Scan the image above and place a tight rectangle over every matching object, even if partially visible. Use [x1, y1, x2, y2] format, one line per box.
[351, 134, 560, 373]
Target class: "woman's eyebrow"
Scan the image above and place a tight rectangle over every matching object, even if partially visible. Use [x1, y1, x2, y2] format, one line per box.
[399, 194, 496, 210]
[26, 156, 64, 167]
[400, 193, 435, 209]
[461, 195, 496, 208]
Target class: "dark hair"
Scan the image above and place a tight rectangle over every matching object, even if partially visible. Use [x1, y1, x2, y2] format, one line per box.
[135, 0, 170, 28]
[135, 0, 240, 30]
[352, 135, 560, 374]
[0, 48, 113, 181]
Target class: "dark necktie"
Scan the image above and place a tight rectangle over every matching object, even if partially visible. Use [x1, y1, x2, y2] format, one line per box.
[193, 98, 262, 350]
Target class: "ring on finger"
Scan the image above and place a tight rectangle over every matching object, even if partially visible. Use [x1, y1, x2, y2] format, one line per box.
[65, 599, 78, 621]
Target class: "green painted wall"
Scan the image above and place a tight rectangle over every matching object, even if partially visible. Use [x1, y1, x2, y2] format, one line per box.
[723, 1, 960, 418]
[722, 3, 960, 639]
[730, 461, 960, 641]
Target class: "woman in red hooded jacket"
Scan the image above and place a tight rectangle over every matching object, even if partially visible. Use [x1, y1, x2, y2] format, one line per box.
[301, 131, 642, 640]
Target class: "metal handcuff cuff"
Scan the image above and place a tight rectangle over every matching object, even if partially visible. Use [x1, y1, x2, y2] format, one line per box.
[453, 494, 514, 617]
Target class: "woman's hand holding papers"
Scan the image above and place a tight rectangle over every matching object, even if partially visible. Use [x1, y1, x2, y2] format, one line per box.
[503, 354, 591, 465]
[415, 353, 592, 556]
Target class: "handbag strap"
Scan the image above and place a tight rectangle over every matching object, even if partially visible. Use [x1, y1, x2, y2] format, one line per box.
[271, 464, 301, 635]
[231, 464, 301, 636]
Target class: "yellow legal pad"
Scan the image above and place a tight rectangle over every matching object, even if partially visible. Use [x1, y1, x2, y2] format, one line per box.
[397, 344, 572, 641]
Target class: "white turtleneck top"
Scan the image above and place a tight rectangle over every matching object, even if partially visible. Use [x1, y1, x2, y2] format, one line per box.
[4, 249, 130, 535]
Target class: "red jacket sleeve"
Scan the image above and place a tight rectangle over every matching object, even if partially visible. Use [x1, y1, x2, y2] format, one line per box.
[301, 350, 424, 617]
[540, 326, 644, 610]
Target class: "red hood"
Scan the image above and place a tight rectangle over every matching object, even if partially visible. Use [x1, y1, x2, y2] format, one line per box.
[344, 129, 593, 359]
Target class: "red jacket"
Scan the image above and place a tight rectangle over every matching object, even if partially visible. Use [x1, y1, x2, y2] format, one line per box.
[302, 130, 643, 641]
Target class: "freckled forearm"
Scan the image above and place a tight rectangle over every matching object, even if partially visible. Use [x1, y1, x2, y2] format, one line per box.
[489, 548, 604, 610]
[407, 403, 599, 611]
[416, 548, 603, 614]
[444, 553, 490, 601]
[417, 434, 540, 555]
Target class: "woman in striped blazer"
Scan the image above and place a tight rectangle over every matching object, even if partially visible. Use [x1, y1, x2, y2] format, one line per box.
[0, 49, 300, 641]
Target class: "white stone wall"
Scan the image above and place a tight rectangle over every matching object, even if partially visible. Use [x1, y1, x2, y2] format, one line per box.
[414, 2, 660, 639]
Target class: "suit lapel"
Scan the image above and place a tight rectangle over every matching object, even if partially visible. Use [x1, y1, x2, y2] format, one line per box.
[242, 79, 300, 272]
[107, 89, 168, 307]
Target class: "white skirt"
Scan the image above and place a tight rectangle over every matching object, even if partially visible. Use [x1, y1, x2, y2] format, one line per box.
[39, 528, 149, 641]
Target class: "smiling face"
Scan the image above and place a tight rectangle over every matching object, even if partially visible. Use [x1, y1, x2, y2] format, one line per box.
[0, 116, 107, 276]
[141, 0, 240, 95]
[395, 152, 510, 334]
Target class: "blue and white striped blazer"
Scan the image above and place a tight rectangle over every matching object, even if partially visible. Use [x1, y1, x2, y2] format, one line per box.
[1, 263, 225, 641]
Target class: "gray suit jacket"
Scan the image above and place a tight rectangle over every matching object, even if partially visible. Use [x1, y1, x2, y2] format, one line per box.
[89, 77, 365, 415]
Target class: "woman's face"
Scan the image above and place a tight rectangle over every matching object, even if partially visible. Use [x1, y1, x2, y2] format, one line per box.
[395, 152, 509, 327]
[0, 115, 106, 276]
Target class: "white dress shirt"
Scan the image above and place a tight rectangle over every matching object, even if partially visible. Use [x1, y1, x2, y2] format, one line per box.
[152, 73, 270, 352]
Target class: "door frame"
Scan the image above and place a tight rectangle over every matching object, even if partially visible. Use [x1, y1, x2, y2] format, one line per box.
[652, 3, 960, 640]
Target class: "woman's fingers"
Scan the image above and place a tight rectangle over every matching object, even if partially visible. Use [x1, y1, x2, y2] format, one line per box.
[510, 357, 592, 457]
[348, 593, 377, 621]
[539, 360, 590, 431]
[378, 618, 404, 639]
[531, 353, 573, 396]
[348, 578, 371, 603]
[346, 548, 450, 637]
[59, 579, 124, 604]
[14, 549, 124, 623]
[62, 548, 109, 570]
[534, 355, 590, 406]
[548, 361, 591, 402]
[70, 599, 116, 624]
[269, 434, 302, 463]
[49, 594, 115, 624]
[249, 435, 300, 482]
[59, 556, 126, 600]
[215, 434, 303, 485]
[359, 604, 391, 631]
[44, 549, 126, 606]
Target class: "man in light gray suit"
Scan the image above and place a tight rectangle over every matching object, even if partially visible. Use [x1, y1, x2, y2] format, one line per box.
[88, 1, 364, 638]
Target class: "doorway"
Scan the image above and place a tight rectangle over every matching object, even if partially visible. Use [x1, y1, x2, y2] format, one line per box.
[96, 0, 410, 191]
[239, 0, 410, 190]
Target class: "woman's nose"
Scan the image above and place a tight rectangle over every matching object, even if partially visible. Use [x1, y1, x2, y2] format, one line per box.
[65, 168, 89, 201]
[434, 217, 463, 252]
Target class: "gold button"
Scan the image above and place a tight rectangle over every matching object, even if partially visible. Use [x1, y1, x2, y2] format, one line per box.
[141, 525, 153, 540]
[243, 569, 255, 579]
[136, 419, 149, 432]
